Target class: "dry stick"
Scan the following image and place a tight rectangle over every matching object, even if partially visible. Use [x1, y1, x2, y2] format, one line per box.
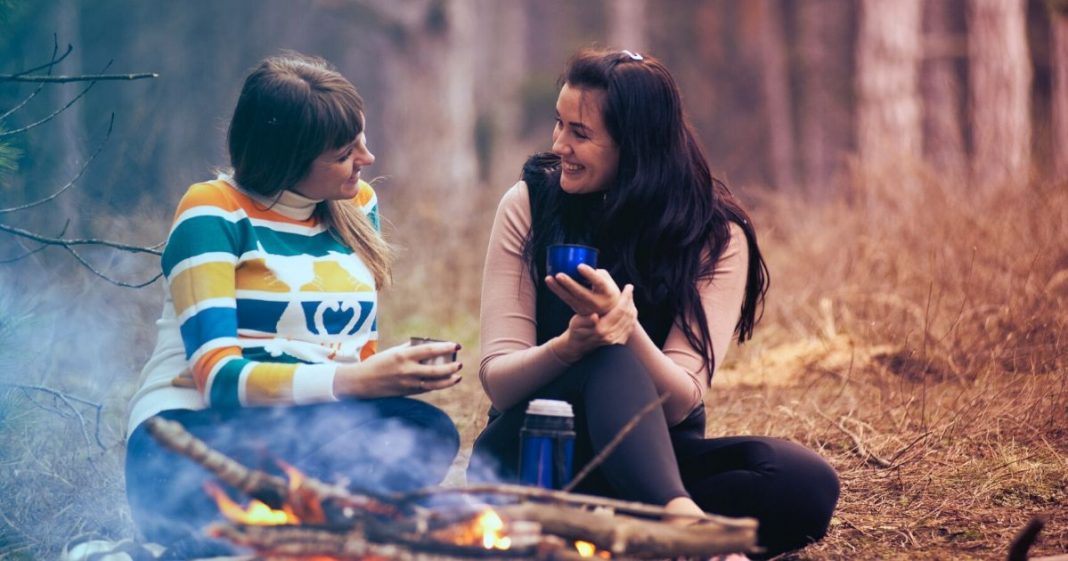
[10, 39, 73, 77]
[0, 114, 114, 214]
[0, 383, 106, 450]
[0, 39, 66, 121]
[0, 61, 110, 139]
[401, 484, 752, 529]
[495, 502, 755, 558]
[0, 222, 163, 255]
[0, 72, 159, 83]
[562, 393, 669, 493]
[143, 416, 401, 520]
[212, 523, 574, 561]
[815, 410, 892, 468]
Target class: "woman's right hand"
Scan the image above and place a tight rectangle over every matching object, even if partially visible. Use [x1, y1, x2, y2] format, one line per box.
[552, 284, 637, 363]
[333, 341, 462, 398]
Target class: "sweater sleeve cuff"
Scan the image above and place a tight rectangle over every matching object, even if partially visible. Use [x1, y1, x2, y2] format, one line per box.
[291, 364, 338, 403]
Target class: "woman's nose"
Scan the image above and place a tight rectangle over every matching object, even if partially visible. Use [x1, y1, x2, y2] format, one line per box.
[357, 148, 375, 167]
[551, 135, 570, 156]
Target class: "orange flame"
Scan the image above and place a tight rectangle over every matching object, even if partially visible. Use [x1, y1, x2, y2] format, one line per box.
[575, 540, 611, 558]
[205, 482, 300, 526]
[476, 509, 512, 550]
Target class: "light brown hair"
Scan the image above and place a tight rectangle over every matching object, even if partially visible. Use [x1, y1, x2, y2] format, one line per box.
[228, 52, 392, 286]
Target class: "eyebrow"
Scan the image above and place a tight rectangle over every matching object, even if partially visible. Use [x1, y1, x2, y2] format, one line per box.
[556, 110, 591, 132]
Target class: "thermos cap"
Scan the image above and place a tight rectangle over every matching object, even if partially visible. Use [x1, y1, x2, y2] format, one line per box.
[526, 399, 574, 417]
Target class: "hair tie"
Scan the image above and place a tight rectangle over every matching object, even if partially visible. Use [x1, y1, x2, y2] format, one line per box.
[621, 50, 643, 61]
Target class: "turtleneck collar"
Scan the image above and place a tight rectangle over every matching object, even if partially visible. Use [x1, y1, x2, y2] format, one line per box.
[218, 173, 321, 221]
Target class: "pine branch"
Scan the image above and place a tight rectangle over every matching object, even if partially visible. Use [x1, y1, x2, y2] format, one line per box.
[8, 35, 73, 77]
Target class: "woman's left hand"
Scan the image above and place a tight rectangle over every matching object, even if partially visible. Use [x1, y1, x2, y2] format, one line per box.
[546, 264, 622, 315]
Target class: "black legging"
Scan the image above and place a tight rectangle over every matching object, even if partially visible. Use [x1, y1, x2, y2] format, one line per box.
[470, 346, 839, 557]
[126, 398, 458, 559]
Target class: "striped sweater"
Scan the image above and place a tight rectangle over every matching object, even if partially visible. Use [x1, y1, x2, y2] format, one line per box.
[160, 178, 380, 408]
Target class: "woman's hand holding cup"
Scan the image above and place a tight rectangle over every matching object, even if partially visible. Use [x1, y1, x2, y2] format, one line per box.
[552, 284, 638, 362]
[333, 339, 462, 398]
[546, 264, 622, 316]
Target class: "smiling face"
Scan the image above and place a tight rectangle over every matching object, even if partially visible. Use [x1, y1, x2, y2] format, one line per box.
[552, 83, 620, 194]
[291, 130, 375, 201]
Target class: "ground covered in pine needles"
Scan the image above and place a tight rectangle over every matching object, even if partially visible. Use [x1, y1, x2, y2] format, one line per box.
[1, 170, 1065, 560]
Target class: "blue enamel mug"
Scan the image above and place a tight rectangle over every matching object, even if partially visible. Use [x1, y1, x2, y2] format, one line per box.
[546, 244, 599, 285]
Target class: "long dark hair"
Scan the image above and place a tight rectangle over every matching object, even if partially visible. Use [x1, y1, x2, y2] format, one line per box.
[523, 49, 768, 377]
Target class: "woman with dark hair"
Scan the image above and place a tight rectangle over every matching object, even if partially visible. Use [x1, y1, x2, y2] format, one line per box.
[125, 53, 462, 556]
[470, 49, 839, 558]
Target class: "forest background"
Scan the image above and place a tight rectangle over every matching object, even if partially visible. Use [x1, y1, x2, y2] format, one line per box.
[1, 1, 1066, 560]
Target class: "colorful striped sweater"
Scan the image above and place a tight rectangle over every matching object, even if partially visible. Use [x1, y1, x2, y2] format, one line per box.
[157, 178, 380, 409]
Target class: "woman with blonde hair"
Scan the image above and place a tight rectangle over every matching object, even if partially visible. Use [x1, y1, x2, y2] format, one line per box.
[125, 53, 462, 556]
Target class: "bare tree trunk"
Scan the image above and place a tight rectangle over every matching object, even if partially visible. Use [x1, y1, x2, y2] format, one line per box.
[757, 0, 796, 191]
[607, 0, 647, 51]
[920, 0, 967, 177]
[967, 0, 1032, 186]
[856, 0, 923, 171]
[796, 0, 855, 200]
[473, 0, 529, 187]
[369, 0, 479, 207]
[1052, 9, 1068, 179]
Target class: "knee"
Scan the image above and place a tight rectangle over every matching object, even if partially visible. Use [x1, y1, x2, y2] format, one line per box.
[762, 440, 840, 551]
[392, 398, 460, 451]
[574, 345, 648, 385]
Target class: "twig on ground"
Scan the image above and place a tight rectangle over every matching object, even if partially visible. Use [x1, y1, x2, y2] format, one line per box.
[816, 410, 892, 468]
[403, 484, 749, 527]
[0, 383, 106, 450]
[563, 393, 670, 492]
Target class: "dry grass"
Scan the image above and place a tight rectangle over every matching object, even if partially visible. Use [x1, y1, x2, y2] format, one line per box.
[1, 168, 1065, 560]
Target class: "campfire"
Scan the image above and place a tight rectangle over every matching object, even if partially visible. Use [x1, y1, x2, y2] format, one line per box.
[146, 417, 757, 560]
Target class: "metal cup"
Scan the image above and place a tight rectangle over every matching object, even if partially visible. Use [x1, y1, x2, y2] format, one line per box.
[546, 244, 599, 285]
[409, 336, 458, 365]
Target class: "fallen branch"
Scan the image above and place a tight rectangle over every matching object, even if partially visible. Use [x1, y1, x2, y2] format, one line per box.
[0, 382, 106, 450]
[816, 410, 892, 468]
[400, 484, 751, 528]
[149, 416, 757, 559]
[143, 416, 403, 521]
[495, 502, 755, 558]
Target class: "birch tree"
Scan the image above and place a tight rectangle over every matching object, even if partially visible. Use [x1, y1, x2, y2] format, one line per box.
[855, 0, 923, 171]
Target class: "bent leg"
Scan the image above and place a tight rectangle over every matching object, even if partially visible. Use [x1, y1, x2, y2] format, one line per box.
[471, 346, 688, 505]
[675, 435, 840, 557]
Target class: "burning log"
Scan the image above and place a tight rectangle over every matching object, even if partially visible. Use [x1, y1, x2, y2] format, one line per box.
[144, 416, 403, 522]
[493, 503, 755, 558]
[146, 415, 759, 559]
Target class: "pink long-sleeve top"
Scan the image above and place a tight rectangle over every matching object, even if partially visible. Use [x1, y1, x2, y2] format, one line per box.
[479, 181, 750, 425]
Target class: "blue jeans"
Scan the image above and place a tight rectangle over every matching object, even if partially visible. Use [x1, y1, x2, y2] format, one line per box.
[126, 398, 458, 558]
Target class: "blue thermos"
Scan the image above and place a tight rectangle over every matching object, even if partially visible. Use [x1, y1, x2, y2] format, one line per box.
[518, 399, 575, 489]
